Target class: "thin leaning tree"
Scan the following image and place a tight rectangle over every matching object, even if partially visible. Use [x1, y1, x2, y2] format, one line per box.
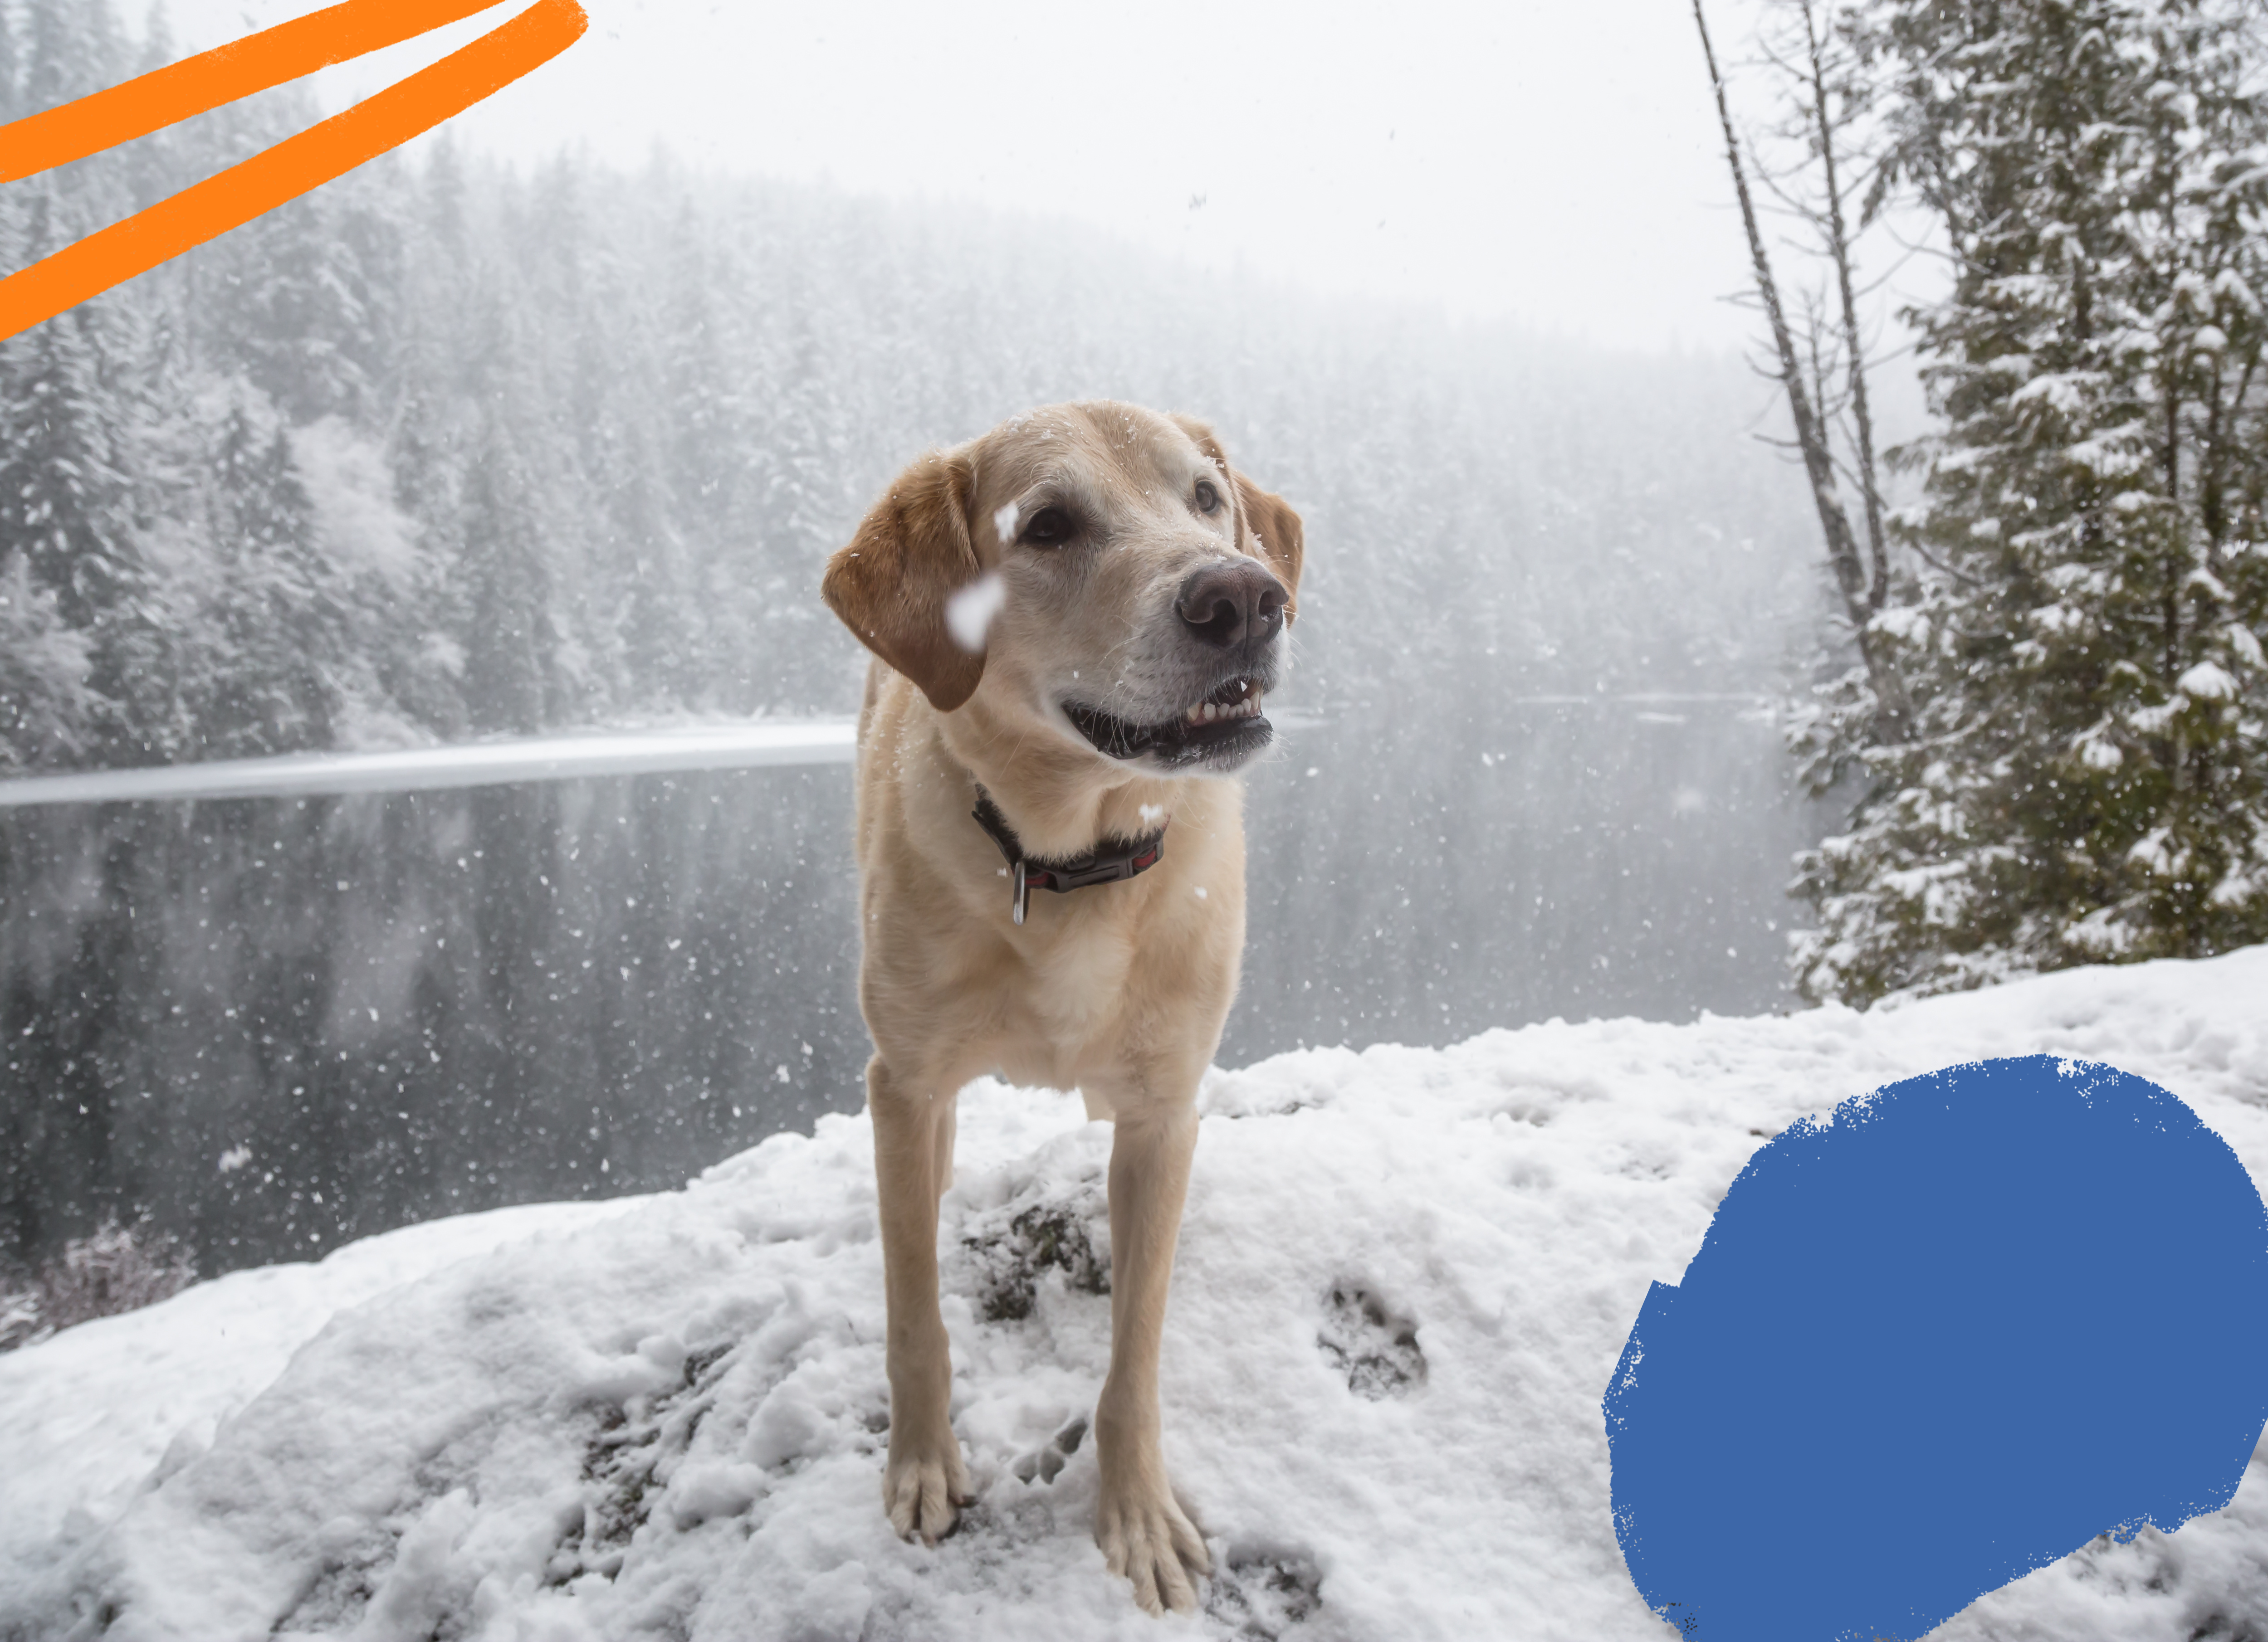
[1692, 0, 1914, 756]
[1693, 0, 1935, 1006]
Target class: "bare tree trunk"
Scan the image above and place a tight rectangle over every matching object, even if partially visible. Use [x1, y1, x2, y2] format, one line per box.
[1798, 0, 1892, 616]
[2201, 350, 2255, 567]
[1694, 0, 1911, 742]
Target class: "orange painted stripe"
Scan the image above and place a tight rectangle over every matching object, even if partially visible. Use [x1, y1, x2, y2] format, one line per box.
[0, 0, 512, 186]
[0, 0, 587, 343]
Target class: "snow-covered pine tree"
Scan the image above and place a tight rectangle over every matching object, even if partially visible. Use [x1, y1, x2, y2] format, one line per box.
[457, 411, 561, 736]
[16, 0, 121, 123]
[0, 0, 20, 125]
[0, 553, 99, 770]
[0, 202, 144, 720]
[1, 0, 138, 638]
[120, 3, 181, 211]
[0, 0, 190, 765]
[1793, 0, 2268, 1003]
[196, 395, 345, 755]
[645, 194, 736, 707]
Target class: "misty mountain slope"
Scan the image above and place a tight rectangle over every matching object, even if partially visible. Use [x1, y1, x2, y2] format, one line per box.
[3, 101, 1828, 772]
[7, 948, 2266, 1642]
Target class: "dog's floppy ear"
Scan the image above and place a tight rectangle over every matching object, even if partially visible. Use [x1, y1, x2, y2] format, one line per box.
[821, 448, 987, 712]
[1170, 414, 1305, 623]
[1233, 474, 1304, 624]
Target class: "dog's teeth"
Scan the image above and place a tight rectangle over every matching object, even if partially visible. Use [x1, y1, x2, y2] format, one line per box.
[1180, 687, 1269, 728]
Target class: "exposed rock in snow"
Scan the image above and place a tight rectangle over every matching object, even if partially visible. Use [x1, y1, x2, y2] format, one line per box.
[4, 948, 2266, 1641]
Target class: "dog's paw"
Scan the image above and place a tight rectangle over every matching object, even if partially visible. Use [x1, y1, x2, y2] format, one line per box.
[882, 1431, 973, 1546]
[1095, 1476, 1210, 1616]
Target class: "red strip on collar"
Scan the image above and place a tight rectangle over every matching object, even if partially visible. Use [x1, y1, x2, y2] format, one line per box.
[971, 788, 1169, 926]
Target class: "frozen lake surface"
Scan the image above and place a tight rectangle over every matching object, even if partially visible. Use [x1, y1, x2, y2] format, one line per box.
[0, 721, 862, 807]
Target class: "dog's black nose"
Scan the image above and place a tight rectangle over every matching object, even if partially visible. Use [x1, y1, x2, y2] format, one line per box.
[1176, 560, 1288, 650]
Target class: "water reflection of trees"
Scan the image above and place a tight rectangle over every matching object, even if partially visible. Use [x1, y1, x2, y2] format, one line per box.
[1, 771, 861, 1272]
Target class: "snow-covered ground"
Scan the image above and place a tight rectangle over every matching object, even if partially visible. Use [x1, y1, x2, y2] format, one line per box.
[5, 949, 2267, 1642]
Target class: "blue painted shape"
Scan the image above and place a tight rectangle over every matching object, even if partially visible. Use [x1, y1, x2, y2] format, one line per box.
[1604, 1055, 2268, 1641]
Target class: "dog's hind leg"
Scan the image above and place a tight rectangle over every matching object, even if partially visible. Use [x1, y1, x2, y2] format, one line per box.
[1091, 1090, 1211, 1614]
[868, 1054, 972, 1543]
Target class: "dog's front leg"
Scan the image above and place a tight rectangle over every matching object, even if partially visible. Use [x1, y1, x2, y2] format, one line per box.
[1094, 1095, 1211, 1614]
[868, 1054, 971, 1543]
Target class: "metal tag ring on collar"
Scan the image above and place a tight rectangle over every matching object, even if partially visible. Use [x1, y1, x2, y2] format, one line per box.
[970, 787, 1168, 926]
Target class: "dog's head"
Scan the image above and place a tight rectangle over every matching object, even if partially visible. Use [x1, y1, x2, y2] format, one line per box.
[822, 402, 1304, 776]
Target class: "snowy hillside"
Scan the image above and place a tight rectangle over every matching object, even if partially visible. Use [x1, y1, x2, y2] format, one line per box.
[5, 950, 2268, 1642]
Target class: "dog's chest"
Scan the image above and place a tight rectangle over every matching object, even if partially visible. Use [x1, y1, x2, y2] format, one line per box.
[1014, 904, 1143, 1040]
[973, 892, 1193, 1089]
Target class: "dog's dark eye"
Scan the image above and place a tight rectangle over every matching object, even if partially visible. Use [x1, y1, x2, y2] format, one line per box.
[1194, 479, 1221, 515]
[1022, 507, 1074, 548]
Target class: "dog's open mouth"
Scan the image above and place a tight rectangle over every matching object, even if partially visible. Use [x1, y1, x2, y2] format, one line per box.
[1064, 677, 1271, 768]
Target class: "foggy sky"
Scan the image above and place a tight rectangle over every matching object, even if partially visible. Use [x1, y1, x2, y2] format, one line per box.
[154, 0, 1779, 354]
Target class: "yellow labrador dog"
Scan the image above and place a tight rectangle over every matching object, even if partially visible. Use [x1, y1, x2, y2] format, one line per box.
[821, 401, 1303, 1613]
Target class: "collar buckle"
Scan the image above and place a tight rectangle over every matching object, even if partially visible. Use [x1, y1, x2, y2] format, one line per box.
[972, 787, 1167, 926]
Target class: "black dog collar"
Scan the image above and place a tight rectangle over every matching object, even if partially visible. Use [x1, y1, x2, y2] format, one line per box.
[971, 787, 1167, 926]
